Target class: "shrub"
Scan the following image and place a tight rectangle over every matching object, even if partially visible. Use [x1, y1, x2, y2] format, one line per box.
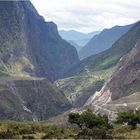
[116, 110, 140, 128]
[68, 112, 82, 128]
[68, 109, 112, 129]
[76, 127, 113, 139]
[42, 125, 63, 139]
[22, 135, 34, 139]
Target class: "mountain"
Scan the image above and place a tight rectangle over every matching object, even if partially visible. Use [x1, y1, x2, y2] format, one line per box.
[0, 1, 80, 120]
[0, 77, 71, 121]
[55, 25, 135, 109]
[0, 1, 79, 81]
[45, 21, 140, 125]
[68, 40, 81, 51]
[88, 40, 140, 107]
[77, 21, 140, 120]
[57, 21, 137, 109]
[59, 30, 100, 51]
[67, 21, 140, 77]
[79, 24, 134, 59]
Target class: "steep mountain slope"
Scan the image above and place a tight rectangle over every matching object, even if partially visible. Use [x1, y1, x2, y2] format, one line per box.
[79, 41, 140, 121]
[59, 30, 100, 50]
[79, 24, 134, 59]
[0, 77, 71, 121]
[0, 1, 78, 121]
[0, 1, 79, 81]
[68, 40, 81, 51]
[68, 21, 140, 77]
[77, 22, 140, 119]
[54, 68, 113, 107]
[88, 41, 140, 107]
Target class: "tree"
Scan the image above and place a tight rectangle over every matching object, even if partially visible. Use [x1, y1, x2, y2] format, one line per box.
[68, 112, 82, 129]
[68, 110, 112, 139]
[68, 109, 111, 129]
[116, 110, 140, 128]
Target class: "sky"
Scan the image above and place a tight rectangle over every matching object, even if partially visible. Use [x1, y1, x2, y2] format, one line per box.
[31, 0, 140, 33]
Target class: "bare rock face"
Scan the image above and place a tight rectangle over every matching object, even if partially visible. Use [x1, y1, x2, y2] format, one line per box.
[78, 22, 140, 121]
[87, 41, 140, 108]
[106, 42, 140, 100]
[0, 1, 79, 81]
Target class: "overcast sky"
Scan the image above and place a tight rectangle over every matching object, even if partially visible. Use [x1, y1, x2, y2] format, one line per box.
[31, 0, 140, 33]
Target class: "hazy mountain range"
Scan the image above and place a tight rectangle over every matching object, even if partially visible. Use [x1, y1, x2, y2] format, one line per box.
[59, 30, 100, 51]
[79, 23, 135, 59]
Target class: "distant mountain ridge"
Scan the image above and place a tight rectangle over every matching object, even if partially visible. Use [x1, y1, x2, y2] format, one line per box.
[79, 23, 135, 59]
[59, 30, 100, 51]
[67, 21, 139, 77]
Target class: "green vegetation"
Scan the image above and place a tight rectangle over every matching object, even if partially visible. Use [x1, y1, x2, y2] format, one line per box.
[68, 109, 140, 139]
[94, 54, 121, 70]
[127, 83, 140, 96]
[69, 109, 111, 129]
[0, 110, 140, 139]
[113, 125, 140, 139]
[7, 57, 34, 77]
[0, 121, 75, 139]
[68, 109, 112, 139]
[116, 110, 140, 127]
[113, 110, 140, 139]
[56, 68, 113, 107]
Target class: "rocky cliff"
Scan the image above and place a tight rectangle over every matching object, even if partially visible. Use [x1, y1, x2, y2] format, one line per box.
[79, 41, 140, 120]
[85, 21, 140, 106]
[0, 1, 79, 81]
[0, 1, 80, 120]
[88, 41, 140, 107]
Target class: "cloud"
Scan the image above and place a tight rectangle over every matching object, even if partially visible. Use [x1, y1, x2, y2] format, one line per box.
[31, 0, 140, 33]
